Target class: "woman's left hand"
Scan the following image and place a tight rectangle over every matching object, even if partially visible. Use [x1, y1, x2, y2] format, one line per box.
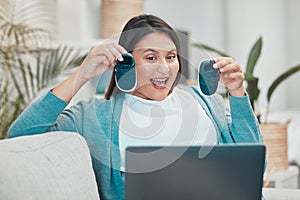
[213, 57, 245, 97]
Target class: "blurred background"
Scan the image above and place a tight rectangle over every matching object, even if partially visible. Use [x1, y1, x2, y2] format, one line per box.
[53, 0, 300, 114]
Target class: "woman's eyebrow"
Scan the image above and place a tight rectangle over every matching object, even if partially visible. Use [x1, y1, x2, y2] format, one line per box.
[142, 48, 159, 54]
[141, 48, 177, 53]
[169, 49, 177, 53]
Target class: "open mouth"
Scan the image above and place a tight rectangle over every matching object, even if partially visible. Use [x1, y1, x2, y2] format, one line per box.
[150, 77, 169, 88]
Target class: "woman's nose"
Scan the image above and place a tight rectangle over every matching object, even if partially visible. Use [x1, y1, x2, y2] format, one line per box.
[156, 60, 169, 74]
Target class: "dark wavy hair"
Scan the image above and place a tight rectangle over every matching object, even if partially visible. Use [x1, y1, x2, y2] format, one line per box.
[104, 14, 182, 99]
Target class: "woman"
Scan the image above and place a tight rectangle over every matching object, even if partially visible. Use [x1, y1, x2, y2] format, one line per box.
[8, 14, 263, 200]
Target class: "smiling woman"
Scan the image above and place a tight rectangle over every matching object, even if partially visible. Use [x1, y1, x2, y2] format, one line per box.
[104, 14, 183, 100]
[8, 14, 264, 200]
[130, 32, 180, 101]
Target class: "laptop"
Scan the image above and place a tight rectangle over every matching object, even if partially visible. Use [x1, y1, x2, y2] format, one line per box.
[124, 144, 265, 200]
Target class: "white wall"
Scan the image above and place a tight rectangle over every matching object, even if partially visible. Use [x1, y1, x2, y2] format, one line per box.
[56, 0, 101, 42]
[55, 0, 300, 112]
[286, 0, 300, 110]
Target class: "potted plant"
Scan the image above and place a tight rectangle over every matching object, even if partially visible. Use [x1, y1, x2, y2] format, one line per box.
[193, 37, 300, 176]
[0, 0, 85, 139]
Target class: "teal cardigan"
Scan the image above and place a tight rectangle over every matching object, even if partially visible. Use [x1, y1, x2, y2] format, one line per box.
[8, 85, 263, 200]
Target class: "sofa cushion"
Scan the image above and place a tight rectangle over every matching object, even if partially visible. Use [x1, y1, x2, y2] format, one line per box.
[0, 131, 100, 200]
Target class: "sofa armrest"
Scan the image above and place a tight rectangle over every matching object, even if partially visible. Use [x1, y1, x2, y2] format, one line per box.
[0, 131, 100, 200]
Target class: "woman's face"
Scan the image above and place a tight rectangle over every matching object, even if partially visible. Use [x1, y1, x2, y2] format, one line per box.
[131, 32, 180, 101]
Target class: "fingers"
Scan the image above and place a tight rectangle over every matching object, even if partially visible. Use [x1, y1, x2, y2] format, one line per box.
[78, 43, 128, 80]
[213, 57, 242, 73]
[221, 71, 244, 85]
[112, 43, 128, 60]
[91, 43, 128, 65]
[213, 57, 245, 96]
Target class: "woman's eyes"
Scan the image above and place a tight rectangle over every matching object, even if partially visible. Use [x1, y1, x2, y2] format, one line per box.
[167, 55, 176, 60]
[145, 54, 177, 61]
[146, 56, 156, 61]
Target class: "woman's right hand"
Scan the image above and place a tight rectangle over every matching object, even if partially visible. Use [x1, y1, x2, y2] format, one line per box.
[78, 43, 128, 81]
[52, 43, 127, 102]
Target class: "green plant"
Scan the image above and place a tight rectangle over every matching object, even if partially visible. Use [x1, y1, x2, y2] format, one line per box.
[0, 0, 86, 139]
[265, 64, 300, 118]
[193, 36, 300, 122]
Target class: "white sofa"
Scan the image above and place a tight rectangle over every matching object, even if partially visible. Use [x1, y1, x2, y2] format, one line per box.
[0, 131, 100, 200]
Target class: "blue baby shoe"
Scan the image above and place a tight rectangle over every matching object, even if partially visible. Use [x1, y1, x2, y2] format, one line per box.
[198, 59, 220, 95]
[114, 53, 137, 92]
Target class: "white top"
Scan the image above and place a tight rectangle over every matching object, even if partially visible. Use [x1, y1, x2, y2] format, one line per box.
[119, 87, 217, 171]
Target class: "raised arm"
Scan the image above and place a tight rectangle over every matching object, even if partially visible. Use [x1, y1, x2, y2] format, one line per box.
[52, 43, 127, 102]
[8, 43, 127, 138]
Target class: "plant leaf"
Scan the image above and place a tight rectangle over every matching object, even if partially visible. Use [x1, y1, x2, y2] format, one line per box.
[245, 36, 263, 76]
[267, 65, 300, 102]
[0, 0, 14, 22]
[245, 77, 260, 102]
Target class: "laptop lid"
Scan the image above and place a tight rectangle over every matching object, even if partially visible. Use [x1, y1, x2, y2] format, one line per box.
[124, 144, 265, 200]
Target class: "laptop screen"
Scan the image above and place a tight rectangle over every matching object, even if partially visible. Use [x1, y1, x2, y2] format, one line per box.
[124, 144, 265, 200]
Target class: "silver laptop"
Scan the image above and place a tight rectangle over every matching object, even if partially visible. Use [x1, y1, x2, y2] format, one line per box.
[124, 144, 265, 200]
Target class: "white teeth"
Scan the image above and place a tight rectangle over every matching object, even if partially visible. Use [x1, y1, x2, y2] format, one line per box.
[150, 78, 168, 86]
